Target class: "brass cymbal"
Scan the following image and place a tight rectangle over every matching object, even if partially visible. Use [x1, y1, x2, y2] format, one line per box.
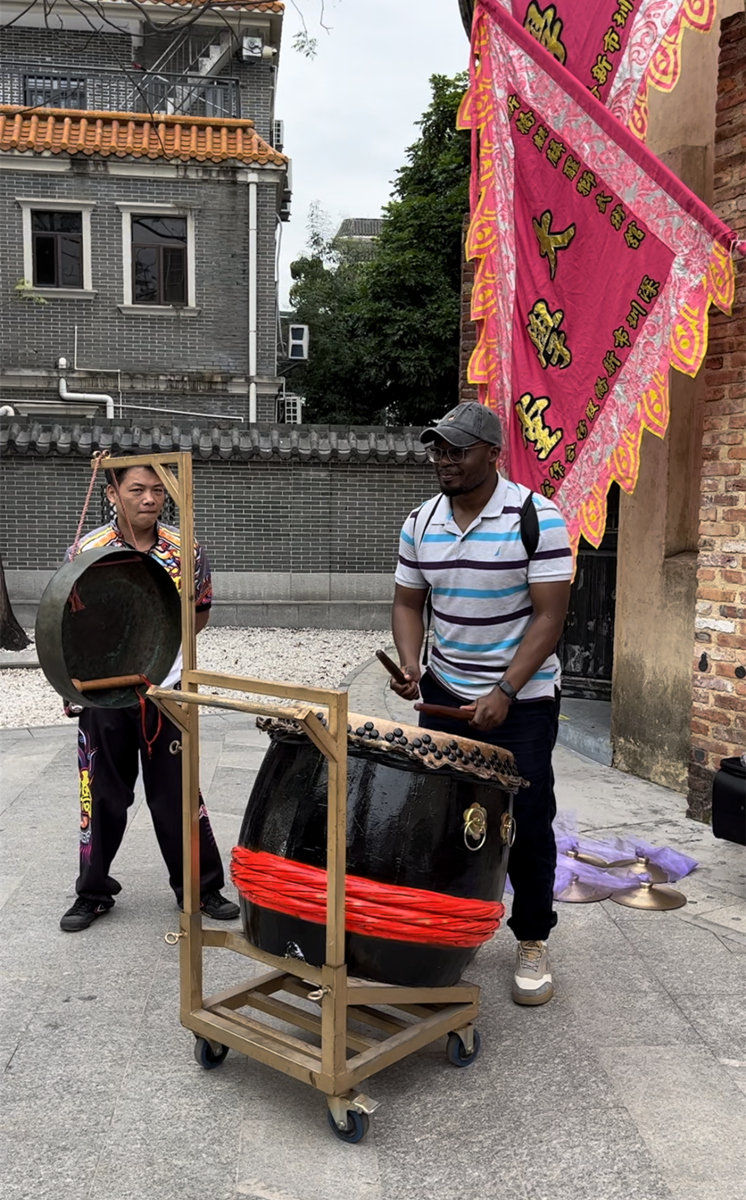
[607, 855, 667, 884]
[556, 875, 613, 904]
[566, 847, 610, 868]
[610, 882, 686, 911]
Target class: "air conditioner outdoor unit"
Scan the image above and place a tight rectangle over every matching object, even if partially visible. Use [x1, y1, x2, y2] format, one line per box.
[288, 324, 309, 361]
[273, 119, 284, 151]
[242, 36, 263, 59]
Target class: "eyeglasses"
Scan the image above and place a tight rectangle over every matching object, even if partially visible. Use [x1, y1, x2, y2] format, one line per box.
[425, 443, 480, 464]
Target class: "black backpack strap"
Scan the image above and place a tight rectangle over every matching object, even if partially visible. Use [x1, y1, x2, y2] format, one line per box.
[414, 496, 442, 665]
[519, 491, 540, 561]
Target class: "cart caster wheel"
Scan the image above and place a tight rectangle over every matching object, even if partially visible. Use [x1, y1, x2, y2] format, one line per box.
[327, 1108, 370, 1144]
[447, 1028, 481, 1067]
[193, 1037, 229, 1070]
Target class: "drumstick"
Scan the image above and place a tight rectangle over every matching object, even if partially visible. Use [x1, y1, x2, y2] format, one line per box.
[414, 702, 475, 723]
[72, 674, 144, 692]
[375, 650, 407, 686]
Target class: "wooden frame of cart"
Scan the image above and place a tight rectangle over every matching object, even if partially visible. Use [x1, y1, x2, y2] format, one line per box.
[92, 451, 483, 1142]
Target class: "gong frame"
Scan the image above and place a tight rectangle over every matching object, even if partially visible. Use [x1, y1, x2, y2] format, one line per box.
[91, 451, 482, 1133]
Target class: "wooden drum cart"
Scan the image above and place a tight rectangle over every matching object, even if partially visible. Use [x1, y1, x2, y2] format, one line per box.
[89, 451, 511, 1143]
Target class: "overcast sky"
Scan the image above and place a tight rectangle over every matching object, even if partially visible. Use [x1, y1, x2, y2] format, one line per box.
[274, 0, 469, 305]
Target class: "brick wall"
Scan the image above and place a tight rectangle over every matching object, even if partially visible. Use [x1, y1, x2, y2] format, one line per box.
[0, 450, 430, 575]
[688, 10, 746, 820]
[0, 163, 281, 408]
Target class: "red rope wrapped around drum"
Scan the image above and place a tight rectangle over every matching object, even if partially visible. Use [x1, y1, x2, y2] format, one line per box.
[230, 846, 504, 947]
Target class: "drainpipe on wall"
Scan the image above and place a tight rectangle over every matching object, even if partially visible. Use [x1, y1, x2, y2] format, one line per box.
[58, 359, 114, 418]
[247, 172, 259, 424]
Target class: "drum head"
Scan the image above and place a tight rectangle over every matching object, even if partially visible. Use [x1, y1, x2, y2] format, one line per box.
[35, 547, 181, 708]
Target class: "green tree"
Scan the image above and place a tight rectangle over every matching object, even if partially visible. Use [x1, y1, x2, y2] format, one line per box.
[289, 73, 471, 425]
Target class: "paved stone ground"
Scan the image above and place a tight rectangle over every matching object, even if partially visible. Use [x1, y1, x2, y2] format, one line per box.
[1, 656, 745, 1200]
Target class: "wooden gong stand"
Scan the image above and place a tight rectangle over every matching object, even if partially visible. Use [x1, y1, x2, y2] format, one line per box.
[87, 451, 481, 1139]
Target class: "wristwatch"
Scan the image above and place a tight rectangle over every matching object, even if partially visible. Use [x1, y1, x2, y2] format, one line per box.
[497, 679, 518, 702]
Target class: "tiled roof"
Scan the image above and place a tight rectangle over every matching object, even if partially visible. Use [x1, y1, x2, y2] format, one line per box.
[0, 107, 287, 166]
[1, 422, 428, 464]
[104, 1, 283, 9]
[336, 218, 383, 238]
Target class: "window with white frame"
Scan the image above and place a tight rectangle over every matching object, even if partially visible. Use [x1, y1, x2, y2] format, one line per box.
[17, 198, 95, 295]
[117, 204, 197, 311]
[131, 215, 187, 306]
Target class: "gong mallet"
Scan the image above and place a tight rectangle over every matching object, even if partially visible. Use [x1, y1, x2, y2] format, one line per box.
[375, 649, 408, 686]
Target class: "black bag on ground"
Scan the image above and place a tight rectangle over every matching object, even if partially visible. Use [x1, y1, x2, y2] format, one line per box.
[712, 756, 746, 846]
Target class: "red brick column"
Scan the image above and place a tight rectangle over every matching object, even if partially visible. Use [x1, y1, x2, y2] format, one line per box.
[459, 214, 479, 403]
[688, 11, 746, 820]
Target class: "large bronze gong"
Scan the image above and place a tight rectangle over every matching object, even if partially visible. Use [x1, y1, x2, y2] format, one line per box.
[35, 547, 181, 707]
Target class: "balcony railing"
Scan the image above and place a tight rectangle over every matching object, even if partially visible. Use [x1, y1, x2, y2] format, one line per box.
[1, 62, 242, 120]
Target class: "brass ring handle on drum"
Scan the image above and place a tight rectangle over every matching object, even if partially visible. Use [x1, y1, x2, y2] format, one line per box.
[463, 804, 488, 851]
[169, 740, 182, 756]
[500, 812, 517, 847]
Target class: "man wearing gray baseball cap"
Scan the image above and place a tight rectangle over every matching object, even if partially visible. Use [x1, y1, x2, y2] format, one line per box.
[390, 402, 572, 1005]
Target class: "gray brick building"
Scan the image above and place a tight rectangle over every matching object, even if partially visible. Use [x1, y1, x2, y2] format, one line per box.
[0, 0, 290, 423]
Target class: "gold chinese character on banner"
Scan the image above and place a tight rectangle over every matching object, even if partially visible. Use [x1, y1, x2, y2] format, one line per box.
[526, 300, 573, 369]
[613, 326, 631, 348]
[576, 170, 597, 196]
[516, 110, 536, 134]
[523, 2, 568, 65]
[603, 27, 622, 53]
[533, 124, 549, 150]
[546, 138, 566, 167]
[586, 398, 601, 421]
[591, 54, 613, 85]
[638, 274, 660, 303]
[532, 210, 577, 281]
[603, 350, 622, 377]
[610, 204, 626, 231]
[576, 420, 588, 440]
[612, 0, 634, 29]
[595, 192, 613, 214]
[626, 299, 647, 328]
[624, 221, 646, 249]
[594, 376, 610, 400]
[563, 156, 581, 180]
[516, 393, 564, 461]
[549, 461, 566, 481]
[508, 94, 521, 116]
[565, 442, 577, 463]
[540, 480, 557, 498]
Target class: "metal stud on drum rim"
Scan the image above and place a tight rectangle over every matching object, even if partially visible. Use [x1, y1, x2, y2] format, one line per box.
[610, 882, 687, 910]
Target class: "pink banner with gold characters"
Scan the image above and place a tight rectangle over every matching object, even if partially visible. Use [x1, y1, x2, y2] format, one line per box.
[501, 0, 717, 140]
[459, 0, 742, 555]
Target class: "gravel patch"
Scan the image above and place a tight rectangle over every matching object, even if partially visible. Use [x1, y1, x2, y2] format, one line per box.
[0, 627, 382, 729]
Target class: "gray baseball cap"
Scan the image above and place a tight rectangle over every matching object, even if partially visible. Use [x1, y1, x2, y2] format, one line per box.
[420, 402, 503, 448]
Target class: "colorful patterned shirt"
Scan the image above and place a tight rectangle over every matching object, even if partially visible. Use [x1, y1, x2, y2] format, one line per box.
[394, 476, 572, 701]
[64, 521, 212, 610]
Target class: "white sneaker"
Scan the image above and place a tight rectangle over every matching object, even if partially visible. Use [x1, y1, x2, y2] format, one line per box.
[512, 940, 554, 1006]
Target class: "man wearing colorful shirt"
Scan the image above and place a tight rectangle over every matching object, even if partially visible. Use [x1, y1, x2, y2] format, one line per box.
[391, 403, 572, 1005]
[59, 464, 239, 932]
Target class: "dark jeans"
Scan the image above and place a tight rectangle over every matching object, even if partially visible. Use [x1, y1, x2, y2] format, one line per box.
[418, 671, 560, 942]
[75, 701, 225, 904]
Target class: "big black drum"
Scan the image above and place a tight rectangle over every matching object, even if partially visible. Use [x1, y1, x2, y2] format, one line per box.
[235, 712, 525, 988]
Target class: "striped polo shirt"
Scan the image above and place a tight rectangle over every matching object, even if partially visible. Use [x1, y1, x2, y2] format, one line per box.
[395, 475, 573, 701]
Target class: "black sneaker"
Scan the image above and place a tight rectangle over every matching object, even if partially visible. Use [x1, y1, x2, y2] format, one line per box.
[200, 891, 240, 920]
[60, 896, 115, 933]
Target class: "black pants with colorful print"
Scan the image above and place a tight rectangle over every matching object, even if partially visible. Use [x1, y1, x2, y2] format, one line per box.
[76, 700, 225, 904]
